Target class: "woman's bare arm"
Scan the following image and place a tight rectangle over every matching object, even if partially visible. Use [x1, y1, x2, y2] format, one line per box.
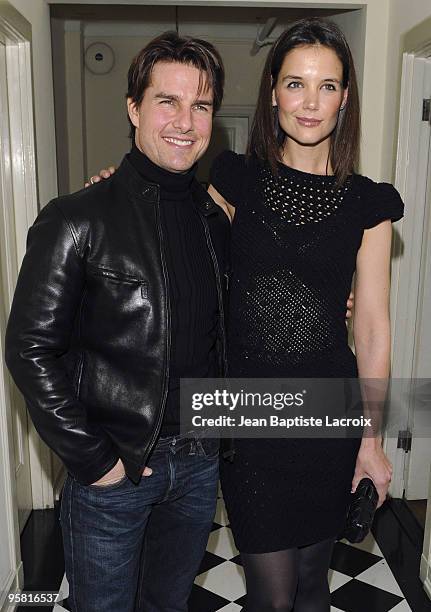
[351, 219, 393, 506]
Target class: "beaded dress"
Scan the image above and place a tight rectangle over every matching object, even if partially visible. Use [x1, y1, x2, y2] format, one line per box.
[210, 151, 404, 552]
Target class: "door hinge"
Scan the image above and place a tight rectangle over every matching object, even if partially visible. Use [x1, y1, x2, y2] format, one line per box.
[397, 429, 412, 453]
[423, 98, 431, 122]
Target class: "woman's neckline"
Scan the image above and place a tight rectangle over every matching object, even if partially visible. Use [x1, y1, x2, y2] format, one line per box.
[276, 160, 337, 181]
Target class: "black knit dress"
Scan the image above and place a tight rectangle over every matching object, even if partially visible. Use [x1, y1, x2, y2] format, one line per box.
[210, 151, 404, 553]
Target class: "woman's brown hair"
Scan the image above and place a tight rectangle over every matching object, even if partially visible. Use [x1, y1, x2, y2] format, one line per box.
[248, 18, 360, 187]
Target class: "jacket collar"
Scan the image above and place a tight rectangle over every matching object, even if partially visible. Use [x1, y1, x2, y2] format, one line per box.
[114, 155, 220, 217]
[190, 179, 220, 217]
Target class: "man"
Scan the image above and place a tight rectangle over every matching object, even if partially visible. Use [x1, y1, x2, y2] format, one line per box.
[6, 32, 228, 612]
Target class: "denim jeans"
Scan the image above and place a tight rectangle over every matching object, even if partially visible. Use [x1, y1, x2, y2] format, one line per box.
[60, 433, 219, 612]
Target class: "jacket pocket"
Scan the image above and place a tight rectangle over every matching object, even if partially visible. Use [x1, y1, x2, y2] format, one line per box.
[87, 264, 148, 299]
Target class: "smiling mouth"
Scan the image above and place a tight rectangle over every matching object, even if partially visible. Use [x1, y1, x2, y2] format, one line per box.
[163, 137, 195, 147]
[296, 117, 323, 127]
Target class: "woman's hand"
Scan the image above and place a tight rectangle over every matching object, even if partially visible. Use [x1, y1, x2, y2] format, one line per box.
[351, 440, 392, 508]
[345, 291, 354, 319]
[85, 166, 116, 187]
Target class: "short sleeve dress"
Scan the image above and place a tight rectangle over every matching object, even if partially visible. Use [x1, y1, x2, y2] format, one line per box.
[210, 151, 404, 553]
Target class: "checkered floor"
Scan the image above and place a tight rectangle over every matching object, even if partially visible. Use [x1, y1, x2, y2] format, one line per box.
[53, 492, 411, 612]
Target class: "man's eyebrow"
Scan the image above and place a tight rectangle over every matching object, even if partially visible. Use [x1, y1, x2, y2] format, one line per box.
[194, 99, 213, 107]
[154, 92, 180, 101]
[154, 92, 213, 105]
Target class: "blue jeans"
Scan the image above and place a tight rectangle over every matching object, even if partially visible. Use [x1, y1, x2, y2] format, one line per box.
[60, 433, 219, 612]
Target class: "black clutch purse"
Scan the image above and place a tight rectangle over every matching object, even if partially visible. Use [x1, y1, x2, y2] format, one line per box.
[340, 477, 378, 543]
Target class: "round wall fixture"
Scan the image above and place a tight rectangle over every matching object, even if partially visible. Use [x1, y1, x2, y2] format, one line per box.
[85, 42, 115, 75]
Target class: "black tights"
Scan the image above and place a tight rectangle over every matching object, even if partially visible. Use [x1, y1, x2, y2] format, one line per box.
[241, 537, 334, 612]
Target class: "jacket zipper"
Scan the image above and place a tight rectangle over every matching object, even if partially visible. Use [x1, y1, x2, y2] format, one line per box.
[140, 192, 171, 467]
[75, 286, 87, 393]
[200, 213, 235, 462]
[199, 214, 228, 375]
[140, 200, 227, 470]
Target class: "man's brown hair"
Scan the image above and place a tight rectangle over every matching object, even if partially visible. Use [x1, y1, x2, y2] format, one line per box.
[126, 31, 225, 137]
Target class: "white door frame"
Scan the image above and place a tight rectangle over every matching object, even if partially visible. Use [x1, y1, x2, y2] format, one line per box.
[385, 43, 431, 498]
[0, 5, 55, 512]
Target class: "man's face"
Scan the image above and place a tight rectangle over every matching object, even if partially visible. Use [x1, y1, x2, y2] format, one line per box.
[127, 61, 214, 173]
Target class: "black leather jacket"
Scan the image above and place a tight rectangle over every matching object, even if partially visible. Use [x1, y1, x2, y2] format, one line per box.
[5, 157, 230, 485]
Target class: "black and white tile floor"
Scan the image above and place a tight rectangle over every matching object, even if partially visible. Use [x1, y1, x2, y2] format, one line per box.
[53, 491, 412, 612]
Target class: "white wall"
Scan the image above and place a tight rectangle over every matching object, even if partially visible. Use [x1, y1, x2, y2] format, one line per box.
[51, 16, 69, 195]
[382, 0, 431, 181]
[330, 10, 365, 110]
[7, 0, 57, 206]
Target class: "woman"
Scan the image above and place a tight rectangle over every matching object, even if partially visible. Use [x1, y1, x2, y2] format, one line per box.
[207, 18, 402, 612]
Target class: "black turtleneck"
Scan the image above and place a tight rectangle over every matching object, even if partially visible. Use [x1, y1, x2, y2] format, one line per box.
[128, 143, 218, 436]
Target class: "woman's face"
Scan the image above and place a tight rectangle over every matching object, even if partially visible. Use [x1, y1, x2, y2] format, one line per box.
[272, 44, 348, 150]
